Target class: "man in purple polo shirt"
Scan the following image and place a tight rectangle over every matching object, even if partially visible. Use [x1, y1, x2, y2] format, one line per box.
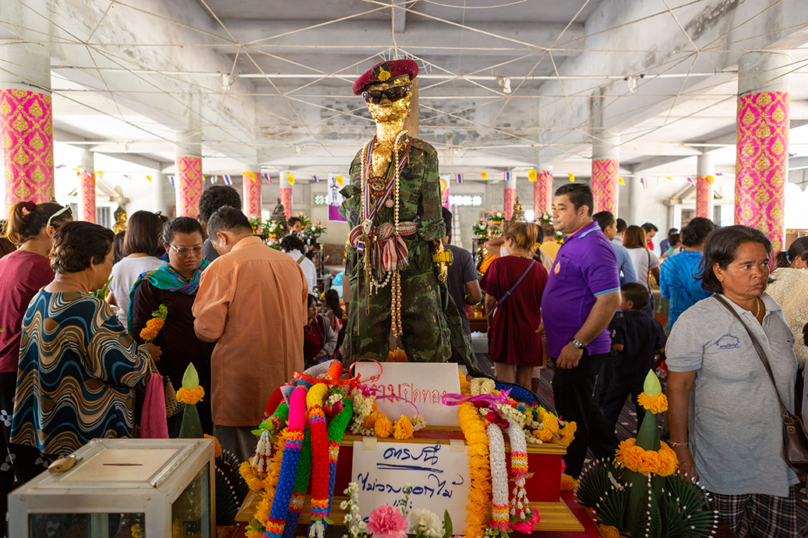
[541, 184, 621, 478]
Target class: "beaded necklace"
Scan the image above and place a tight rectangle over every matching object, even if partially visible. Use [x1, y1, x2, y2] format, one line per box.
[359, 131, 411, 335]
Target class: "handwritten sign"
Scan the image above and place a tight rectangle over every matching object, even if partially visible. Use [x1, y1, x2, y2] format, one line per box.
[352, 440, 470, 525]
[354, 363, 461, 427]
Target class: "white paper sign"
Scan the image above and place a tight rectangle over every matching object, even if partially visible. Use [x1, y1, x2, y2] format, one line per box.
[355, 363, 461, 427]
[352, 440, 470, 526]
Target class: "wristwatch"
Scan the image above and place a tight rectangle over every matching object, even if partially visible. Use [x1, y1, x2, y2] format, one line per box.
[572, 339, 585, 350]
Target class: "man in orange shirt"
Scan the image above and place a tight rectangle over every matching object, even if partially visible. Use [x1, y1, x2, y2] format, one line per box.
[193, 207, 307, 461]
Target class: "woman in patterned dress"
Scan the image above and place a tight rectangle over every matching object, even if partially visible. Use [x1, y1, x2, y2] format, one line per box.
[9, 222, 160, 485]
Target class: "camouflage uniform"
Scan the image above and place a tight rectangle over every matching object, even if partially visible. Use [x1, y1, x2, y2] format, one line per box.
[340, 138, 454, 363]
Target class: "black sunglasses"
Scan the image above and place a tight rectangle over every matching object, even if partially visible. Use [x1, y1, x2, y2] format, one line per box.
[362, 84, 412, 105]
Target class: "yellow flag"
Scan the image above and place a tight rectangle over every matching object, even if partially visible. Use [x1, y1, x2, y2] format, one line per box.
[707, 175, 715, 183]
[145, 175, 152, 183]
[480, 172, 488, 180]
[94, 171, 104, 177]
[665, 176, 673, 181]
[336, 176, 344, 186]
[286, 173, 295, 186]
[528, 169, 538, 182]
[243, 172, 256, 180]
[568, 173, 575, 182]
[618, 176, 625, 186]
[71, 167, 83, 174]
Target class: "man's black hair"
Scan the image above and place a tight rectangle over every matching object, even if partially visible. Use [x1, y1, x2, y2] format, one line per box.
[198, 186, 242, 224]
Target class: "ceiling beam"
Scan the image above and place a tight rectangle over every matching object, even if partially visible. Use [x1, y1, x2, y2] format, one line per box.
[393, 0, 406, 33]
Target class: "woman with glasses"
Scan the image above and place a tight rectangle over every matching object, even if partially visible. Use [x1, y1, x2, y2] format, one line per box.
[130, 217, 213, 434]
[0, 201, 71, 525]
[108, 211, 167, 328]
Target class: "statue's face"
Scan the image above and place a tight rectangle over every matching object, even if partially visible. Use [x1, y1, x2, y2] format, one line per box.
[365, 77, 412, 123]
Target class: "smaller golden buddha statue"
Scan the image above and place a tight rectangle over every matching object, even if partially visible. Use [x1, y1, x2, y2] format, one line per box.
[112, 205, 127, 233]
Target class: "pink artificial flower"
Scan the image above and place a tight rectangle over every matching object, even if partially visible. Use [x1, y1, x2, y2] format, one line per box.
[367, 505, 408, 538]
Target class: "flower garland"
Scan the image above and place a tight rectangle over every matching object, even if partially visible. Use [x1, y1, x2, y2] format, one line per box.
[245, 429, 288, 538]
[615, 439, 678, 477]
[505, 419, 540, 533]
[458, 402, 490, 538]
[531, 408, 559, 443]
[349, 389, 375, 435]
[320, 398, 354, 533]
[307, 384, 331, 524]
[177, 385, 205, 405]
[265, 386, 308, 538]
[281, 426, 313, 538]
[486, 423, 509, 532]
[637, 392, 668, 414]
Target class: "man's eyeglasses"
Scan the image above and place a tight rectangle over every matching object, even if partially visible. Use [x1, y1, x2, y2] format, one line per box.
[362, 84, 412, 105]
[47, 206, 72, 228]
[168, 244, 204, 256]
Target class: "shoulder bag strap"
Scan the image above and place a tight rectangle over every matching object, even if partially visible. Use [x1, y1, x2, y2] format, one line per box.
[713, 295, 793, 424]
[645, 249, 653, 292]
[297, 255, 306, 264]
[489, 259, 536, 319]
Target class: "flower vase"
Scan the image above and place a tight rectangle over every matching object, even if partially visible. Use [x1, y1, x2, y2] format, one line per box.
[492, 219, 503, 226]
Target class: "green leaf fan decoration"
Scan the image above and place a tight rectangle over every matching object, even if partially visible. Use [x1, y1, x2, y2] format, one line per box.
[576, 458, 621, 510]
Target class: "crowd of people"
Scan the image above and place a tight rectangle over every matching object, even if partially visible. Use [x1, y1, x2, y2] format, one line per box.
[0, 179, 806, 535]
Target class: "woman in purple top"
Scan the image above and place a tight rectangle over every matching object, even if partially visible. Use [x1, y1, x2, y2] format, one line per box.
[0, 201, 72, 525]
[480, 222, 548, 390]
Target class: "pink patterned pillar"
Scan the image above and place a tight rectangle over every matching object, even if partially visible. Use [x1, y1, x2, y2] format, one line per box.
[176, 156, 203, 218]
[280, 172, 293, 219]
[503, 172, 516, 220]
[591, 159, 619, 214]
[242, 171, 262, 219]
[79, 171, 96, 223]
[695, 177, 714, 219]
[1, 89, 54, 208]
[734, 91, 789, 252]
[533, 168, 553, 217]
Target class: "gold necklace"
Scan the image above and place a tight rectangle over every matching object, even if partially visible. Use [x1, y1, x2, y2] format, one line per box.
[753, 297, 761, 318]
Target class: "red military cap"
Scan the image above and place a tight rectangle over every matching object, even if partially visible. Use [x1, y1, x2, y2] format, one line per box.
[352, 59, 419, 96]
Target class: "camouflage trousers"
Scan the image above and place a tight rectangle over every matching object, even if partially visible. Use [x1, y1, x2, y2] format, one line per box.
[344, 266, 452, 363]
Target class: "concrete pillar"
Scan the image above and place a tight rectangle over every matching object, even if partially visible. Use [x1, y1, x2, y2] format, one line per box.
[280, 171, 294, 219]
[735, 51, 791, 252]
[242, 170, 262, 219]
[696, 153, 714, 220]
[591, 132, 620, 215]
[534, 165, 553, 217]
[1, 18, 54, 209]
[503, 171, 516, 220]
[77, 149, 95, 223]
[175, 131, 203, 218]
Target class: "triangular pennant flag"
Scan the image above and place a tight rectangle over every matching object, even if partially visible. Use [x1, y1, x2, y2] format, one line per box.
[145, 175, 152, 183]
[686, 176, 696, 185]
[263, 172, 271, 185]
[640, 177, 647, 189]
[94, 171, 104, 177]
[223, 174, 233, 185]
[312, 175, 320, 183]
[665, 176, 673, 181]
[335, 175, 344, 186]
[122, 175, 132, 180]
[55, 164, 67, 169]
[503, 171, 512, 182]
[286, 173, 295, 186]
[528, 170, 537, 182]
[480, 172, 488, 180]
[618, 176, 625, 186]
[71, 167, 83, 174]
[243, 172, 256, 181]
[455, 173, 464, 184]
[168, 175, 176, 188]
[568, 173, 575, 182]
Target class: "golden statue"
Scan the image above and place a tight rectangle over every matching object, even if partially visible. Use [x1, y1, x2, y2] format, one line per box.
[112, 205, 127, 233]
[512, 196, 524, 221]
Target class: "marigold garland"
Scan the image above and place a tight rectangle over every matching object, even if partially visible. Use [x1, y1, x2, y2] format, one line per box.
[317, 397, 354, 534]
[637, 391, 668, 414]
[307, 384, 330, 522]
[176, 385, 205, 405]
[615, 438, 678, 477]
[458, 402, 491, 538]
[459, 370, 471, 397]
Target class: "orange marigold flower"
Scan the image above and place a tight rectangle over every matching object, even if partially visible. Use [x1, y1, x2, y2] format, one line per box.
[204, 434, 222, 458]
[146, 318, 165, 331]
[176, 386, 205, 405]
[393, 415, 414, 440]
[362, 411, 379, 429]
[374, 413, 393, 438]
[615, 438, 678, 476]
[637, 392, 668, 414]
[139, 328, 158, 341]
[557, 421, 577, 447]
[560, 473, 579, 492]
[598, 524, 620, 538]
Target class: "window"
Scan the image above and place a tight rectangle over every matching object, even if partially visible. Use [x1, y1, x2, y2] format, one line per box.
[314, 195, 327, 205]
[448, 195, 482, 206]
[96, 207, 111, 229]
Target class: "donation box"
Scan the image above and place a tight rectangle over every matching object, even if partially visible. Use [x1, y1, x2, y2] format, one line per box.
[9, 438, 214, 538]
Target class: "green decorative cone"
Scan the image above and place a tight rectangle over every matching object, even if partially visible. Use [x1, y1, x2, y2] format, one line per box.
[179, 401, 203, 439]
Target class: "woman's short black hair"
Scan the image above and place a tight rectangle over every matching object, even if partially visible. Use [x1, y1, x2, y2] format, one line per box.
[281, 234, 306, 253]
[700, 225, 772, 294]
[680, 217, 715, 248]
[774, 236, 808, 269]
[51, 222, 114, 274]
[307, 294, 317, 307]
[123, 211, 165, 257]
[162, 217, 204, 245]
[198, 186, 242, 224]
[113, 231, 126, 263]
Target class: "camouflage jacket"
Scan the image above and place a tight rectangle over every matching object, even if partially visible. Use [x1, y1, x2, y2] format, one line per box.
[340, 137, 446, 275]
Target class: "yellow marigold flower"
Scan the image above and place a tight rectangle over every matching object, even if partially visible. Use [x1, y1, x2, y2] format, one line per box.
[615, 438, 678, 476]
[204, 434, 222, 458]
[637, 392, 668, 414]
[362, 411, 379, 429]
[146, 318, 164, 331]
[176, 385, 205, 405]
[598, 524, 620, 538]
[458, 370, 471, 396]
[532, 427, 555, 443]
[540, 408, 559, 434]
[139, 328, 158, 341]
[393, 415, 414, 440]
[374, 413, 393, 438]
[558, 421, 577, 447]
[560, 473, 579, 492]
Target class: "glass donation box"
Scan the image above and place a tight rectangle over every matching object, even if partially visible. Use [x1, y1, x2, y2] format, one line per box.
[9, 438, 215, 538]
